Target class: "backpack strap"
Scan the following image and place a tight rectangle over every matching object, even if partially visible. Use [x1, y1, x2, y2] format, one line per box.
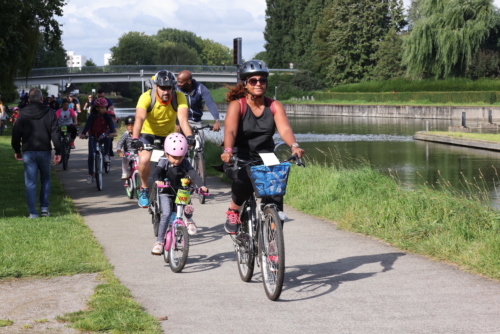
[239, 97, 276, 116]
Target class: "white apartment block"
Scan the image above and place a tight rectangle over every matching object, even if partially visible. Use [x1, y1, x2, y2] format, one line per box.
[104, 53, 112, 66]
[66, 51, 87, 68]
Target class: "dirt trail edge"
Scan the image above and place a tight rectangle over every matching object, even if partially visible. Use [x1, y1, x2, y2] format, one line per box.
[54, 139, 500, 333]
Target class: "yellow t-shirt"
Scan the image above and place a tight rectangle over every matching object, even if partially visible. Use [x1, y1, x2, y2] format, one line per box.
[136, 90, 188, 137]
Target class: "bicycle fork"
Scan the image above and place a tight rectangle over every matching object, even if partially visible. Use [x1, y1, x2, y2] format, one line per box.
[165, 204, 187, 250]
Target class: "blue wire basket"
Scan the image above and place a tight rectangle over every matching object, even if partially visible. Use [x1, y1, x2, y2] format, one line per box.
[250, 162, 291, 198]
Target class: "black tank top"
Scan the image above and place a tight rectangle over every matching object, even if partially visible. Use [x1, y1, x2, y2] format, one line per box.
[234, 101, 275, 161]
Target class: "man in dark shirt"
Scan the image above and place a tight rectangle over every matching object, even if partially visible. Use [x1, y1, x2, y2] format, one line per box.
[11, 88, 62, 218]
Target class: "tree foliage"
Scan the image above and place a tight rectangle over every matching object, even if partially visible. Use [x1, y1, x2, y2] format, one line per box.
[109, 32, 158, 65]
[200, 39, 232, 66]
[154, 42, 201, 65]
[403, 0, 497, 78]
[33, 36, 67, 68]
[369, 30, 406, 81]
[264, 0, 296, 68]
[155, 28, 204, 54]
[0, 0, 65, 93]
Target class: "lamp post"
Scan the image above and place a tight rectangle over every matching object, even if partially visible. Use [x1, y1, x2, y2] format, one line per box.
[274, 86, 278, 100]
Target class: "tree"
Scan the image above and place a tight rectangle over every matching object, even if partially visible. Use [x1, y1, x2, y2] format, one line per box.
[155, 28, 204, 55]
[252, 51, 268, 63]
[0, 0, 64, 94]
[85, 58, 97, 66]
[403, 0, 497, 79]
[264, 0, 296, 68]
[33, 36, 66, 68]
[154, 42, 201, 65]
[369, 30, 406, 81]
[315, 0, 406, 86]
[200, 39, 232, 66]
[109, 32, 158, 65]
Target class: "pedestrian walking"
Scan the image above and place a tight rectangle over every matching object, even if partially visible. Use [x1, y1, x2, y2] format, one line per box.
[11, 88, 62, 219]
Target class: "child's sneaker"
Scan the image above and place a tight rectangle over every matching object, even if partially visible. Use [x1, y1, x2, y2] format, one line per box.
[121, 173, 128, 180]
[224, 210, 241, 234]
[104, 155, 110, 163]
[186, 218, 197, 235]
[151, 242, 164, 255]
[86, 174, 93, 184]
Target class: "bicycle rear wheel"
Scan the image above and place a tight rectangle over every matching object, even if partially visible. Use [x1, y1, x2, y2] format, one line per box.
[95, 153, 103, 191]
[169, 224, 189, 273]
[259, 206, 285, 301]
[193, 152, 206, 204]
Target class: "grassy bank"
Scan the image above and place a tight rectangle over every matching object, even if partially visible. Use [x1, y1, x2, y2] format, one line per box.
[0, 130, 161, 333]
[427, 131, 500, 142]
[205, 141, 500, 280]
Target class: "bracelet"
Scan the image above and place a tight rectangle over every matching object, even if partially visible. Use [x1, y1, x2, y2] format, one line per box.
[224, 148, 233, 153]
[291, 143, 300, 148]
[132, 137, 139, 140]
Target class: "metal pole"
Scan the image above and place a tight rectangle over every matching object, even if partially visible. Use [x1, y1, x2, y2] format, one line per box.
[426, 120, 429, 132]
[462, 112, 466, 127]
[489, 109, 492, 124]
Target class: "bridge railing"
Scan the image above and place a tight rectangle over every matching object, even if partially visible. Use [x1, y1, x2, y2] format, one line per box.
[22, 65, 297, 78]
[25, 65, 239, 77]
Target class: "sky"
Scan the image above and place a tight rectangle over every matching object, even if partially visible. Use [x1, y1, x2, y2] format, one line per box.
[58, 0, 267, 66]
[58, 0, 500, 67]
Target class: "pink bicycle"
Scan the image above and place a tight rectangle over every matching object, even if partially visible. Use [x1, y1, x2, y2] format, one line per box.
[124, 151, 141, 199]
[152, 178, 209, 273]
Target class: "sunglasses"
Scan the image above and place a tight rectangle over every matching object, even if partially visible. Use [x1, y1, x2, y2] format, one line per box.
[158, 86, 173, 91]
[247, 78, 268, 86]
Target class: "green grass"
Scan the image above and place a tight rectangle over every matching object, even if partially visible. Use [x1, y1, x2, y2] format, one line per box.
[0, 130, 161, 333]
[0, 320, 13, 327]
[58, 270, 162, 333]
[205, 142, 500, 281]
[210, 87, 229, 103]
[427, 131, 500, 142]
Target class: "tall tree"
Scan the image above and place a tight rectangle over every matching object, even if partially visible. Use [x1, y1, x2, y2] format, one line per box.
[33, 37, 67, 68]
[0, 0, 65, 92]
[316, 0, 406, 86]
[264, 0, 296, 68]
[369, 30, 406, 81]
[403, 0, 496, 78]
[109, 32, 158, 65]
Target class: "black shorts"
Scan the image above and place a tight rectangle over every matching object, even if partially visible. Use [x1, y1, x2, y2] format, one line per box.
[139, 133, 166, 149]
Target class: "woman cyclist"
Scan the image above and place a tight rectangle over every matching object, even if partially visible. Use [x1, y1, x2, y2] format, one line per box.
[80, 98, 117, 184]
[220, 59, 305, 234]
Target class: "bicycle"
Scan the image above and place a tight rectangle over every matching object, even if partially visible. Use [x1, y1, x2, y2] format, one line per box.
[60, 125, 71, 170]
[149, 178, 208, 272]
[124, 150, 141, 199]
[82, 133, 112, 191]
[228, 154, 305, 301]
[0, 119, 5, 136]
[187, 124, 213, 204]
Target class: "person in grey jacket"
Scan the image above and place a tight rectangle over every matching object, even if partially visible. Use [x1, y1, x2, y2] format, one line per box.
[175, 70, 221, 133]
[11, 88, 62, 219]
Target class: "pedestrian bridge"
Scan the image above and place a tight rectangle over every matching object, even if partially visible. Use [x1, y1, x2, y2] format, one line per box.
[14, 65, 295, 86]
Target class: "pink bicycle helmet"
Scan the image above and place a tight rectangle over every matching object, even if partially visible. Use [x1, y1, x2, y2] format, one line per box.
[94, 97, 108, 107]
[164, 133, 188, 156]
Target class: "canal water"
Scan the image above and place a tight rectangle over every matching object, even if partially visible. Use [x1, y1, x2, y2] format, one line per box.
[115, 107, 500, 202]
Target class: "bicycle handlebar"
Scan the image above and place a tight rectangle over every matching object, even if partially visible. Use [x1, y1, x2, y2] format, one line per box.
[192, 124, 213, 132]
[229, 154, 305, 168]
[156, 181, 209, 195]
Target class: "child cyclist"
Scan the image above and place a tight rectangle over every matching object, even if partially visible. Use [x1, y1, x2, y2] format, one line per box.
[116, 115, 135, 180]
[55, 98, 78, 149]
[151, 133, 208, 255]
[80, 98, 117, 184]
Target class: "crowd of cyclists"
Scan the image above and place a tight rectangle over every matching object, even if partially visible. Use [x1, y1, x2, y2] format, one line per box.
[7, 60, 305, 256]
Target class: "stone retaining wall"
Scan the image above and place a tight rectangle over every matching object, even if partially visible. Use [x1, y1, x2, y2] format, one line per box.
[214, 103, 500, 121]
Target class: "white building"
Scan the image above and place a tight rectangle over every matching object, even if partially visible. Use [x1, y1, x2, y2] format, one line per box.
[104, 54, 112, 66]
[66, 51, 87, 68]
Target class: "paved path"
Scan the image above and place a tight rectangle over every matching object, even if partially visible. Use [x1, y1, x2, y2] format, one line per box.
[56, 138, 500, 333]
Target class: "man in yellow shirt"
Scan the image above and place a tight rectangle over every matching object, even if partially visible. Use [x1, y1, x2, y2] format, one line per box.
[132, 70, 193, 207]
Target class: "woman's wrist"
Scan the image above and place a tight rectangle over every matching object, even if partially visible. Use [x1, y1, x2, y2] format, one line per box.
[224, 147, 233, 153]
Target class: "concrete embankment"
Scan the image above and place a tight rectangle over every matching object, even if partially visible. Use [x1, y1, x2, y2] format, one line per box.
[414, 131, 500, 151]
[215, 103, 500, 121]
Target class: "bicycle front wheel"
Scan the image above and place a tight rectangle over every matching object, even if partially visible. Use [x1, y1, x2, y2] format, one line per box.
[193, 152, 206, 204]
[134, 172, 141, 199]
[235, 204, 255, 281]
[259, 206, 285, 301]
[169, 224, 189, 273]
[95, 153, 103, 191]
[125, 177, 134, 199]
